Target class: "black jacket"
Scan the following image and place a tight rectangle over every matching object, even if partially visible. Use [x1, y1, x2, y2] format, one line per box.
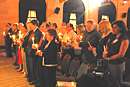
[41, 40, 58, 65]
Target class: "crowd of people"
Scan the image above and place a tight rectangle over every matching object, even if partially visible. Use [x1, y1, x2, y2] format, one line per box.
[3, 19, 130, 87]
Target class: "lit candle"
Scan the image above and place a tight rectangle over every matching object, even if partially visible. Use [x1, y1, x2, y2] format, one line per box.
[88, 41, 97, 56]
[32, 37, 35, 44]
[103, 45, 108, 54]
[3, 32, 6, 36]
[12, 35, 16, 41]
[58, 33, 62, 36]
[58, 33, 63, 40]
[19, 31, 22, 39]
[8, 32, 10, 35]
[42, 32, 45, 40]
[8, 33, 11, 37]
[80, 35, 83, 40]
[35, 44, 38, 50]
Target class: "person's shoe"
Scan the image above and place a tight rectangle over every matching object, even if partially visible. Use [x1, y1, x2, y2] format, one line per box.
[21, 70, 24, 73]
[29, 81, 35, 85]
[15, 65, 19, 69]
[29, 82, 34, 85]
[23, 73, 27, 78]
[17, 69, 22, 72]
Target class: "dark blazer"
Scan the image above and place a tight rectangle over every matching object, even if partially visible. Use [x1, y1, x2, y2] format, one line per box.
[31, 28, 42, 57]
[22, 31, 32, 49]
[34, 28, 43, 44]
[5, 28, 13, 46]
[41, 39, 58, 65]
[22, 28, 42, 56]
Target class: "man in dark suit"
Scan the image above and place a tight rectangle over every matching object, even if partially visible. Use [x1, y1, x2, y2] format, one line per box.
[4, 23, 13, 57]
[27, 20, 43, 86]
[22, 24, 33, 83]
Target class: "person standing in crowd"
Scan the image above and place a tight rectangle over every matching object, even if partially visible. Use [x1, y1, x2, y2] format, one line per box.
[4, 23, 13, 57]
[36, 29, 59, 87]
[77, 19, 101, 80]
[124, 24, 130, 81]
[97, 20, 112, 60]
[103, 20, 129, 87]
[61, 23, 77, 76]
[17, 23, 28, 76]
[28, 20, 43, 86]
[11, 23, 19, 67]
[22, 22, 34, 83]
[62, 23, 77, 44]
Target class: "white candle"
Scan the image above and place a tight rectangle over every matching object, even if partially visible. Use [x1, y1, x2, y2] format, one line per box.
[88, 41, 92, 48]
[88, 41, 97, 56]
[32, 37, 35, 44]
[35, 44, 38, 50]
[42, 32, 45, 40]
[19, 31, 22, 39]
[3, 32, 6, 36]
[80, 35, 83, 40]
[104, 45, 108, 54]
[12, 35, 16, 40]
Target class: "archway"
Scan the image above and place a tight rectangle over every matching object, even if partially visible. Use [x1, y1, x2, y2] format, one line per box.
[19, 0, 46, 25]
[98, 1, 116, 23]
[63, 0, 85, 25]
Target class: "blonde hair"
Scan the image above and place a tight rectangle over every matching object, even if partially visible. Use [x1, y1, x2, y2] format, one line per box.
[99, 20, 112, 36]
[76, 24, 85, 33]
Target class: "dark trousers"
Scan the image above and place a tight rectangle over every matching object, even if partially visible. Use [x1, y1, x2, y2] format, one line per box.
[25, 52, 31, 81]
[5, 37, 13, 57]
[27, 56, 36, 82]
[13, 45, 18, 65]
[124, 59, 130, 81]
[5, 45, 13, 57]
[40, 66, 56, 87]
[35, 57, 42, 85]
[108, 62, 125, 87]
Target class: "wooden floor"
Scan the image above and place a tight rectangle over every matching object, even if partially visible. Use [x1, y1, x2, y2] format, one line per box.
[0, 52, 34, 87]
[0, 51, 76, 87]
[1, 51, 130, 87]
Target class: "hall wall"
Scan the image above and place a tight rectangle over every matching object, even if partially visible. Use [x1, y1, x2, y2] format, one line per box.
[0, 0, 130, 45]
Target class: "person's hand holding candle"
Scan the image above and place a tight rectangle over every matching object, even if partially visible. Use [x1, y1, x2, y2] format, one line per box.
[36, 50, 43, 56]
[103, 45, 108, 58]
[32, 43, 38, 50]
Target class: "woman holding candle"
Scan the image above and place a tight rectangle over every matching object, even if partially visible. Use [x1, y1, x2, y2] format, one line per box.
[36, 29, 59, 87]
[101, 20, 129, 87]
[11, 23, 19, 67]
[97, 20, 112, 59]
[18, 23, 28, 75]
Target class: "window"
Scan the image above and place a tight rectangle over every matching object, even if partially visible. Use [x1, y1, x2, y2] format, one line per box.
[69, 13, 77, 31]
[27, 10, 37, 22]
